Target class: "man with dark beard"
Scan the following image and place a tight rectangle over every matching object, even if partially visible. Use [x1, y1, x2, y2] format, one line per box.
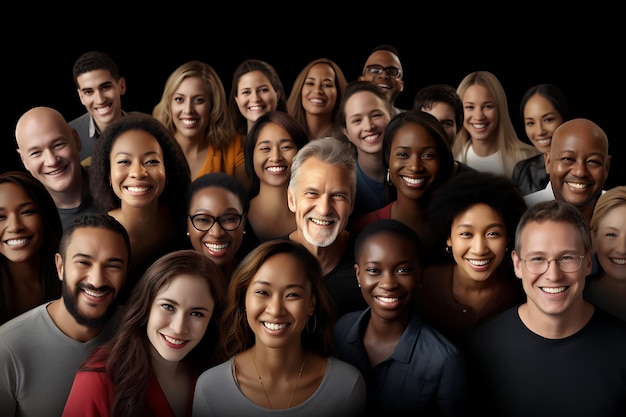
[0, 214, 130, 417]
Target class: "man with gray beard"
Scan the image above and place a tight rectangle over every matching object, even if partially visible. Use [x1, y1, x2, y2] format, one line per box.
[284, 137, 366, 320]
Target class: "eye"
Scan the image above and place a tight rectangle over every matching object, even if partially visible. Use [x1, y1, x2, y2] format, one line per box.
[161, 303, 174, 311]
[365, 267, 380, 274]
[528, 256, 546, 263]
[190, 311, 205, 317]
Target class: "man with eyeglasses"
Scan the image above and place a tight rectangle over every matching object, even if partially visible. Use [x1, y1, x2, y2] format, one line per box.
[465, 200, 626, 416]
[358, 44, 406, 116]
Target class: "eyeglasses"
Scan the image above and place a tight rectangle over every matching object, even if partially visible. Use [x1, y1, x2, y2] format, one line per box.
[519, 255, 585, 275]
[189, 213, 243, 232]
[365, 65, 402, 79]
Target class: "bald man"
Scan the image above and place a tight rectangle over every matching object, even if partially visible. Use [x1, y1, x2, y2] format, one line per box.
[15, 106, 101, 228]
[524, 118, 611, 224]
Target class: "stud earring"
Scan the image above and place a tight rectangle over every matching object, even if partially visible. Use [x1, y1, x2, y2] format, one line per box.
[445, 245, 452, 254]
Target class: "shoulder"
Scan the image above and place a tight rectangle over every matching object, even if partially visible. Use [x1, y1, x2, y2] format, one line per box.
[69, 112, 91, 127]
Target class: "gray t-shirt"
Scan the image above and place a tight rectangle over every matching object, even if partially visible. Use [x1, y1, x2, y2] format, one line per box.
[0, 303, 121, 417]
[192, 356, 366, 416]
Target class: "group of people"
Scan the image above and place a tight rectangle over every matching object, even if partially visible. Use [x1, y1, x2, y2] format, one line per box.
[1, 45, 624, 416]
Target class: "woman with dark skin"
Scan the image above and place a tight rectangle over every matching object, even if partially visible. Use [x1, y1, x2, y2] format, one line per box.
[90, 111, 191, 303]
[0, 171, 62, 324]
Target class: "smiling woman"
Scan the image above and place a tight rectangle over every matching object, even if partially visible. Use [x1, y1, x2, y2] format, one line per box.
[62, 249, 226, 417]
[89, 111, 192, 304]
[0, 171, 62, 325]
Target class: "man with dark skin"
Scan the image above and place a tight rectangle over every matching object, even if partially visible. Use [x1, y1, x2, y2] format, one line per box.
[524, 118, 611, 224]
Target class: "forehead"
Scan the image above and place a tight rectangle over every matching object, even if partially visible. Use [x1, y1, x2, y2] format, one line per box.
[111, 129, 162, 153]
[365, 50, 401, 68]
[65, 226, 129, 260]
[76, 69, 116, 88]
[306, 63, 335, 80]
[358, 231, 416, 259]
[551, 124, 607, 155]
[252, 252, 310, 287]
[392, 123, 437, 148]
[462, 84, 493, 101]
[0, 182, 31, 205]
[239, 70, 272, 87]
[257, 122, 291, 141]
[297, 157, 352, 189]
[521, 220, 584, 252]
[189, 186, 242, 211]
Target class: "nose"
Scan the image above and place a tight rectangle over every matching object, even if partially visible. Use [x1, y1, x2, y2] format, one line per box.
[471, 235, 489, 255]
[129, 161, 147, 178]
[266, 294, 285, 315]
[407, 155, 423, 172]
[269, 145, 282, 161]
[378, 271, 398, 289]
[86, 266, 108, 289]
[315, 195, 333, 216]
[6, 213, 25, 233]
[43, 149, 58, 166]
[364, 116, 376, 131]
[170, 312, 188, 335]
[542, 258, 563, 279]
[570, 159, 590, 178]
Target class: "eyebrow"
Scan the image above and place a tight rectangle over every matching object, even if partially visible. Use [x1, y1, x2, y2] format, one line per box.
[156, 297, 211, 311]
[252, 279, 307, 291]
[72, 253, 126, 264]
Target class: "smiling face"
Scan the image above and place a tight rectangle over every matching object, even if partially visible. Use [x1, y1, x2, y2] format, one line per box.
[109, 129, 166, 209]
[235, 71, 279, 130]
[76, 69, 126, 132]
[355, 231, 419, 321]
[57, 226, 128, 327]
[461, 84, 498, 144]
[16, 108, 83, 196]
[253, 122, 298, 188]
[0, 182, 44, 264]
[546, 120, 610, 213]
[421, 101, 458, 146]
[244, 252, 314, 349]
[288, 157, 353, 248]
[512, 220, 591, 317]
[523, 93, 565, 154]
[171, 76, 210, 141]
[593, 204, 626, 280]
[447, 203, 509, 283]
[187, 186, 245, 269]
[388, 122, 441, 202]
[342, 90, 391, 157]
[301, 63, 337, 117]
[359, 50, 404, 105]
[147, 273, 215, 363]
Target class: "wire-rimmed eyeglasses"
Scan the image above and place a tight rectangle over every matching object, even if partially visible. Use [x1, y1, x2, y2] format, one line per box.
[189, 213, 243, 232]
[365, 65, 402, 79]
[519, 255, 585, 275]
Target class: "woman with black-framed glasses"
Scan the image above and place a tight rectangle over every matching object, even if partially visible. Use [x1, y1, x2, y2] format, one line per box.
[186, 172, 260, 281]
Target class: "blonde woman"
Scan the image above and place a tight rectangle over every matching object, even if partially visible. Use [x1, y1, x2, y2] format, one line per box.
[452, 71, 539, 179]
[153, 61, 247, 187]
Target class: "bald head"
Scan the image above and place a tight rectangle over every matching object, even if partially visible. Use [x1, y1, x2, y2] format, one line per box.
[546, 118, 611, 221]
[15, 106, 83, 197]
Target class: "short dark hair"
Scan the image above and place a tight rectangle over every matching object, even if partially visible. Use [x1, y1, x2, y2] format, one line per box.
[354, 218, 422, 263]
[186, 172, 250, 215]
[413, 84, 463, 134]
[58, 214, 131, 265]
[72, 51, 121, 86]
[371, 44, 400, 56]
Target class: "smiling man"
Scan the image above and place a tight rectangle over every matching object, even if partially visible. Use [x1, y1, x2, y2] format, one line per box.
[70, 51, 127, 165]
[0, 214, 130, 417]
[465, 200, 626, 416]
[285, 137, 367, 320]
[524, 118, 611, 225]
[15, 106, 101, 228]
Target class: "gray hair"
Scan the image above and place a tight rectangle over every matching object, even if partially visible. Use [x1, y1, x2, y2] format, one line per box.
[289, 137, 357, 208]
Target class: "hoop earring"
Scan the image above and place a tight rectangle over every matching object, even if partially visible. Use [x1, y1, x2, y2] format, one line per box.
[386, 169, 391, 185]
[445, 245, 452, 254]
[306, 314, 317, 333]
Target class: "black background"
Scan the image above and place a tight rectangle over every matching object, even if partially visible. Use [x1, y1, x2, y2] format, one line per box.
[3, 15, 623, 189]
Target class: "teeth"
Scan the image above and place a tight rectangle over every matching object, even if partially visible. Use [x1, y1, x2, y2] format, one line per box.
[537, 139, 551, 145]
[83, 289, 105, 298]
[96, 105, 112, 114]
[47, 167, 65, 175]
[163, 335, 186, 345]
[566, 182, 588, 189]
[467, 259, 491, 266]
[204, 242, 229, 251]
[542, 286, 566, 294]
[264, 322, 287, 330]
[310, 99, 324, 104]
[472, 123, 486, 129]
[181, 119, 198, 126]
[5, 238, 28, 246]
[310, 218, 332, 226]
[377, 296, 399, 303]
[266, 166, 286, 173]
[362, 134, 379, 142]
[249, 106, 264, 111]
[610, 258, 626, 265]
[126, 186, 149, 192]
[401, 176, 425, 185]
